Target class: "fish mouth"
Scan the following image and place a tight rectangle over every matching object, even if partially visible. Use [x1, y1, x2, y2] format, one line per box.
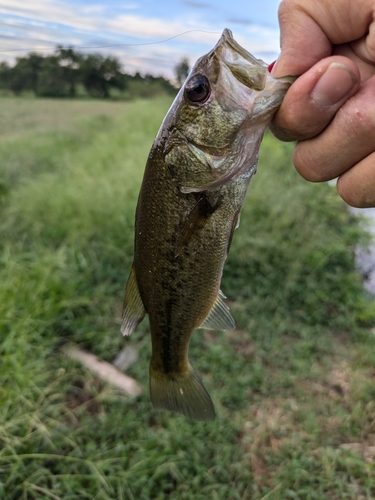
[213, 29, 268, 91]
[216, 29, 267, 68]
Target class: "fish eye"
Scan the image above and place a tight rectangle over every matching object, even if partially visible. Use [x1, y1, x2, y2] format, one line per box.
[185, 74, 210, 104]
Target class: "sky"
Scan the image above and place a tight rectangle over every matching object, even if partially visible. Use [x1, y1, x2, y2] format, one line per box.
[0, 0, 283, 80]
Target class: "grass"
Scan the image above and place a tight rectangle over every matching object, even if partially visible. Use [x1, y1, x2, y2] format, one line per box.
[1, 95, 375, 499]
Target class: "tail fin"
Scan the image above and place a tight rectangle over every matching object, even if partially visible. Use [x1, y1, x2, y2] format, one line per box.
[150, 365, 215, 421]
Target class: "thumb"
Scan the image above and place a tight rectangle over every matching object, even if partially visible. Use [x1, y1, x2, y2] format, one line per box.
[273, 0, 374, 78]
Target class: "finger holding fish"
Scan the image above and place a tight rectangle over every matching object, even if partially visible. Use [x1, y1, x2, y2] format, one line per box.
[272, 65, 375, 207]
[292, 76, 375, 180]
[272, 0, 375, 207]
[270, 56, 360, 141]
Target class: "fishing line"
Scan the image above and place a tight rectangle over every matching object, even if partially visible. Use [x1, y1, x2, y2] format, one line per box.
[0, 29, 222, 53]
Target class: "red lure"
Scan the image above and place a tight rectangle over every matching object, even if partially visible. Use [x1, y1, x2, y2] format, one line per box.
[268, 60, 276, 72]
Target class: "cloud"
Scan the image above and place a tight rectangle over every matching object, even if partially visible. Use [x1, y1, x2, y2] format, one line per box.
[182, 1, 213, 8]
[120, 3, 139, 9]
[0, 0, 281, 77]
[227, 17, 253, 26]
[80, 5, 106, 14]
[0, 0, 220, 47]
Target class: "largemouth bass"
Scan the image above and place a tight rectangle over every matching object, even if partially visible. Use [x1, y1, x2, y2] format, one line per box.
[122, 29, 293, 421]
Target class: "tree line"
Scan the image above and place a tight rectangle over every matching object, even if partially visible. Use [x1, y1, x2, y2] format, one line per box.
[0, 47, 178, 99]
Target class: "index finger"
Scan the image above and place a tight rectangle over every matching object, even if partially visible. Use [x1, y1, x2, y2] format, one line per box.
[273, 0, 374, 77]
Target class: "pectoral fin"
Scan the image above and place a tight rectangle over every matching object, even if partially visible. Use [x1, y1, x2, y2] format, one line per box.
[121, 264, 146, 336]
[175, 195, 217, 257]
[199, 290, 235, 331]
[227, 210, 241, 255]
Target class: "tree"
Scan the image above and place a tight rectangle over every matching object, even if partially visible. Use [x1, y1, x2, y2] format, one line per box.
[36, 56, 69, 97]
[0, 48, 175, 99]
[56, 47, 82, 97]
[7, 54, 43, 95]
[0, 62, 11, 89]
[80, 54, 124, 98]
[175, 58, 190, 87]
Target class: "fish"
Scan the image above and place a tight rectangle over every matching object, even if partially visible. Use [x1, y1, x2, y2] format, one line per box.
[121, 29, 294, 421]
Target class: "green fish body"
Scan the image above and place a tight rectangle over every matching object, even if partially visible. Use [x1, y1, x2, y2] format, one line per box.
[122, 29, 293, 420]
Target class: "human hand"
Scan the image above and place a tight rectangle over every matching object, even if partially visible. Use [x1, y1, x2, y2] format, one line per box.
[271, 0, 375, 207]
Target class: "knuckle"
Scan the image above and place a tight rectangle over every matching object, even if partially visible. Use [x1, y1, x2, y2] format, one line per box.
[347, 81, 375, 133]
[271, 108, 312, 142]
[278, 0, 299, 17]
[292, 144, 327, 182]
[278, 0, 309, 27]
[336, 177, 363, 208]
[337, 170, 375, 208]
[273, 83, 335, 141]
[268, 122, 299, 142]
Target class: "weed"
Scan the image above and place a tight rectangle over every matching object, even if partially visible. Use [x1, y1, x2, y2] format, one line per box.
[0, 96, 375, 499]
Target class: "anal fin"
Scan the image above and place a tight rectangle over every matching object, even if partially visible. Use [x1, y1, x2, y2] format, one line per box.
[121, 263, 146, 336]
[199, 290, 235, 331]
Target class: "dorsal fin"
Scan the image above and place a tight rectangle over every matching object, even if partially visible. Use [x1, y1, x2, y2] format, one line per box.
[199, 290, 235, 331]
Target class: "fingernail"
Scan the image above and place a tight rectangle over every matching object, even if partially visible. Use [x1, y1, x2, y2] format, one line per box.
[311, 62, 357, 106]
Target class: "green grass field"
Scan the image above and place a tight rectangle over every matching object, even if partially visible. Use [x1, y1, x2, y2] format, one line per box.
[1, 96, 375, 499]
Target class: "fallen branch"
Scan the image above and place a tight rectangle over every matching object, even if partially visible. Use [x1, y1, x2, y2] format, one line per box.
[63, 344, 142, 397]
[113, 346, 138, 371]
